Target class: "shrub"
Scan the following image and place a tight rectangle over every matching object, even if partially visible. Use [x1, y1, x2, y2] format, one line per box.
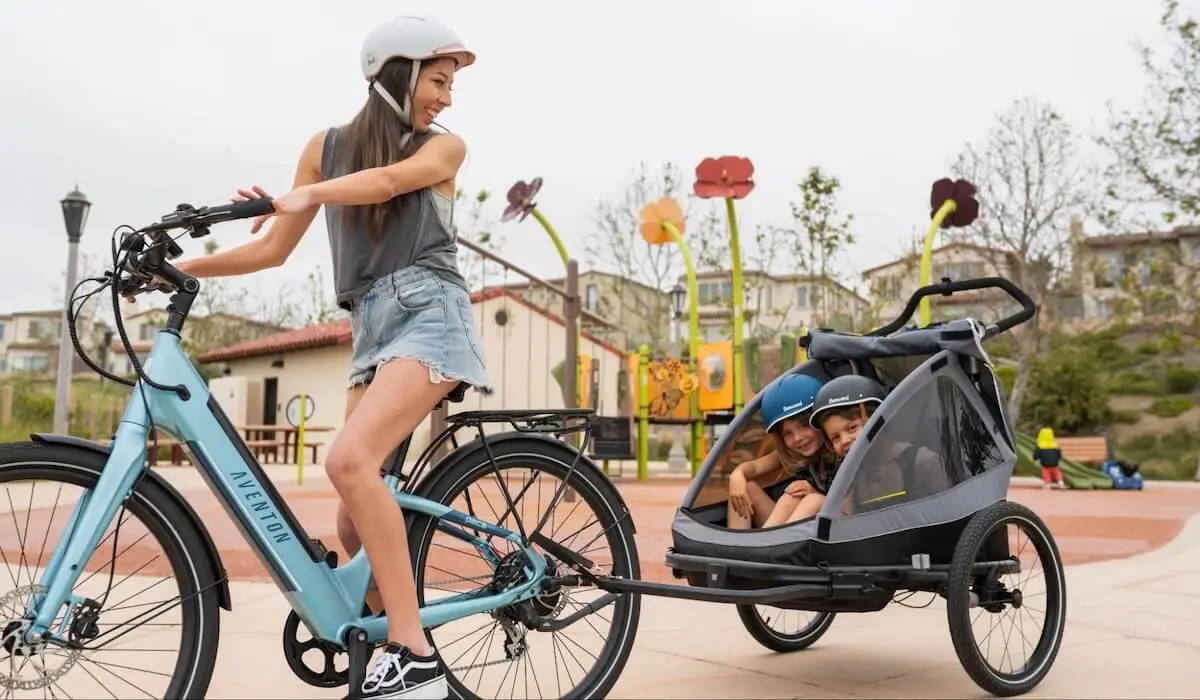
[995, 365, 1016, 395]
[1109, 408, 1141, 424]
[1135, 339, 1161, 356]
[1148, 396, 1193, 418]
[1160, 330, 1185, 355]
[1164, 365, 1200, 394]
[1107, 370, 1161, 395]
[1019, 344, 1112, 433]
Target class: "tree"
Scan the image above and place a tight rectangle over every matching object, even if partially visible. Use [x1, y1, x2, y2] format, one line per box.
[948, 98, 1094, 424]
[1099, 0, 1200, 329]
[1101, 0, 1200, 226]
[1019, 343, 1112, 434]
[585, 162, 687, 353]
[769, 166, 857, 328]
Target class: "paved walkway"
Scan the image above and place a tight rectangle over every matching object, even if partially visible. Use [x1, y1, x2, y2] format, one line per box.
[176, 465, 1200, 698]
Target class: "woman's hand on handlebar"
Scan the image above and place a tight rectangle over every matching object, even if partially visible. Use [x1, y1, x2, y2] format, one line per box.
[232, 185, 313, 234]
[728, 467, 753, 519]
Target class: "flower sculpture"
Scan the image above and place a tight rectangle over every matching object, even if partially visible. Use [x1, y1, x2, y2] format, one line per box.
[930, 178, 980, 228]
[501, 177, 543, 222]
[639, 197, 686, 245]
[693, 156, 755, 199]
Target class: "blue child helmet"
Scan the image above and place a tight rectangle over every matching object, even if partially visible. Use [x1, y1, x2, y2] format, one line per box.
[761, 373, 824, 432]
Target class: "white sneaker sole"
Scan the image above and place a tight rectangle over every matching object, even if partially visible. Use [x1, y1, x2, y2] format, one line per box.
[375, 675, 448, 700]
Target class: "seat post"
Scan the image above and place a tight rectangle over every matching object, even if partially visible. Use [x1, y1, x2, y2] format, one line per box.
[384, 436, 413, 478]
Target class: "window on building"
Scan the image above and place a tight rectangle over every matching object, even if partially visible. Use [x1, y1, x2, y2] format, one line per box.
[795, 286, 808, 307]
[20, 356, 49, 372]
[584, 283, 599, 312]
[1095, 299, 1114, 320]
[698, 281, 732, 306]
[139, 323, 158, 341]
[0, 357, 6, 372]
[1190, 239, 1200, 260]
[0, 323, 5, 341]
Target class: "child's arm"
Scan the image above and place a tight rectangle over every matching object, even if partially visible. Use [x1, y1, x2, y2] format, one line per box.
[731, 451, 782, 482]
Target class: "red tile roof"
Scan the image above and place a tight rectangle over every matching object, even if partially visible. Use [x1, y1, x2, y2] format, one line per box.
[198, 319, 352, 362]
[198, 289, 626, 363]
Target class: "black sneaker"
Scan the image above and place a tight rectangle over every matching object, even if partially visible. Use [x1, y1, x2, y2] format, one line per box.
[354, 643, 446, 699]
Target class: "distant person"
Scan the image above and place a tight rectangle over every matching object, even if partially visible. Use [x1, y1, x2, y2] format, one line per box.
[727, 374, 837, 528]
[1033, 427, 1066, 489]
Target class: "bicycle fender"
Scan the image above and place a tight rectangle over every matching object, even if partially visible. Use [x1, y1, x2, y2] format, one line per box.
[30, 433, 233, 610]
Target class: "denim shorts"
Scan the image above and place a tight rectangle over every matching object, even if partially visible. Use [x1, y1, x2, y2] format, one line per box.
[347, 265, 492, 393]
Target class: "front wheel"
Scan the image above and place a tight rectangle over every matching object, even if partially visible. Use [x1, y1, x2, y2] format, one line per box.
[0, 442, 222, 699]
[947, 501, 1066, 697]
[408, 437, 640, 699]
[736, 605, 835, 653]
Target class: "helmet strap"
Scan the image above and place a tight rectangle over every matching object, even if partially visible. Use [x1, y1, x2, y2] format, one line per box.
[370, 58, 422, 150]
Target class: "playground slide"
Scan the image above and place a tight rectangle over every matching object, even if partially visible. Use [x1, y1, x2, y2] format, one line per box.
[1013, 432, 1112, 490]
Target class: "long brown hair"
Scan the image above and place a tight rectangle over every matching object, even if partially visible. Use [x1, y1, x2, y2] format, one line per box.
[769, 413, 833, 476]
[340, 58, 424, 240]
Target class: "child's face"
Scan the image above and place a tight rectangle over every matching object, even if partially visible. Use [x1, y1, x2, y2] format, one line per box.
[777, 416, 822, 459]
[822, 413, 867, 457]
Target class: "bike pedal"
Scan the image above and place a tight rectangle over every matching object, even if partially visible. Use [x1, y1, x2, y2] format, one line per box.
[531, 532, 594, 571]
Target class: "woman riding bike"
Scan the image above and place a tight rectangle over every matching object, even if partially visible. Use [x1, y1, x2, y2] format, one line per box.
[178, 16, 489, 699]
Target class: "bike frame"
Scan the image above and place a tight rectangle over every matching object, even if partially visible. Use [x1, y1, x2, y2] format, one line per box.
[29, 329, 546, 647]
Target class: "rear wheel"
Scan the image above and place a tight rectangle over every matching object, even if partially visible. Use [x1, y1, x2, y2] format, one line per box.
[947, 501, 1066, 696]
[0, 442, 221, 699]
[736, 605, 834, 653]
[408, 438, 640, 699]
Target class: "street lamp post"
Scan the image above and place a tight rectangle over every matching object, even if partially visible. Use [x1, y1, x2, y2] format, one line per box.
[669, 283, 686, 347]
[54, 186, 91, 434]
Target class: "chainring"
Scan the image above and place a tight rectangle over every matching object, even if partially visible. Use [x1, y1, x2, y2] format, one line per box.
[281, 611, 349, 688]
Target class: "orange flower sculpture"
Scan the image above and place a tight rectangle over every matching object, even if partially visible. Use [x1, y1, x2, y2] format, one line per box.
[639, 197, 685, 245]
[693, 156, 755, 199]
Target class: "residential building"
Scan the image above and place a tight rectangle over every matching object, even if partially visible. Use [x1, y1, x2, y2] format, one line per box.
[198, 289, 628, 458]
[0, 309, 108, 377]
[1071, 222, 1200, 324]
[861, 242, 1019, 328]
[110, 309, 287, 374]
[503, 270, 666, 351]
[686, 270, 869, 343]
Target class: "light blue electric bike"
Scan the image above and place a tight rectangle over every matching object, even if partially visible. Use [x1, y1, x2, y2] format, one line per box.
[0, 200, 641, 699]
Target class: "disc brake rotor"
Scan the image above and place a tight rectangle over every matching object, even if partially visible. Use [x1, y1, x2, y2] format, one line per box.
[1, 585, 82, 691]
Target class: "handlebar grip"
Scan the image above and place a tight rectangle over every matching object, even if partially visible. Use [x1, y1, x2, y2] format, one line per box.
[204, 198, 275, 220]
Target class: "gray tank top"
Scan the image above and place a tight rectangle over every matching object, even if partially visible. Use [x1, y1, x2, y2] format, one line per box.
[321, 126, 467, 309]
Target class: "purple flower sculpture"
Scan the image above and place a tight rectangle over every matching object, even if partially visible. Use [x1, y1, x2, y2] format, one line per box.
[930, 178, 980, 228]
[502, 177, 544, 222]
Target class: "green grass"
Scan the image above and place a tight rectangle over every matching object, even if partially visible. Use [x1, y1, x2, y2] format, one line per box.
[1148, 396, 1193, 418]
[1119, 428, 1200, 480]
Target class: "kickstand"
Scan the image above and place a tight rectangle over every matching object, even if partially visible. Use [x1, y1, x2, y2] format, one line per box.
[346, 627, 371, 694]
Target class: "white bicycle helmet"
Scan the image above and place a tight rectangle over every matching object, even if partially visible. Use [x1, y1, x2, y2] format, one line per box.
[360, 16, 475, 133]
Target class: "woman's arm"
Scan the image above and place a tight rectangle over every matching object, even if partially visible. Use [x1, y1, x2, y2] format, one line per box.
[294, 133, 465, 208]
[178, 131, 325, 278]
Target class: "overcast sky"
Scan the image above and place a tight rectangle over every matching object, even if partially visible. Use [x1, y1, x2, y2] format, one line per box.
[0, 0, 1170, 316]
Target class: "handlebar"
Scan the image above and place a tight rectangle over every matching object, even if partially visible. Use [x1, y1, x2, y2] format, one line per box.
[138, 197, 275, 234]
[866, 276, 1036, 339]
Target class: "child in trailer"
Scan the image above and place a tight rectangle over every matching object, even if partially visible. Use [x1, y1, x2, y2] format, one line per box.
[810, 375, 946, 514]
[727, 374, 838, 528]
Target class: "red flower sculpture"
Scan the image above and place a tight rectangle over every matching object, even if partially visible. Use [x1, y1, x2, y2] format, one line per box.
[693, 156, 755, 199]
[930, 178, 980, 228]
[502, 177, 543, 222]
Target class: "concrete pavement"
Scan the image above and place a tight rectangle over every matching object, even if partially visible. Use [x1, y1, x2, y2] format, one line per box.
[189, 465, 1200, 699]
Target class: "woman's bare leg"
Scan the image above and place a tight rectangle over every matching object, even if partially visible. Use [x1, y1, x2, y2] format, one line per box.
[324, 359, 455, 653]
[336, 385, 386, 611]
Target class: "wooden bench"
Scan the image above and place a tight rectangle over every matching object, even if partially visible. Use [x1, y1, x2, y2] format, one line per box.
[246, 439, 285, 463]
[1056, 436, 1109, 465]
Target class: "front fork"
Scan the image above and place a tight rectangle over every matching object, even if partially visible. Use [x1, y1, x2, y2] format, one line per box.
[25, 398, 152, 642]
